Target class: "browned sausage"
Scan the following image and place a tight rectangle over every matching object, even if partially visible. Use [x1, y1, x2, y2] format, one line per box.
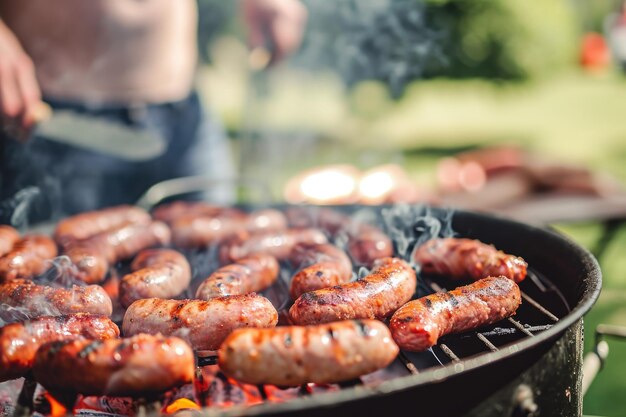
[171, 209, 287, 248]
[53, 205, 151, 246]
[119, 249, 191, 308]
[195, 253, 279, 299]
[412, 238, 527, 283]
[32, 334, 194, 397]
[0, 314, 120, 382]
[0, 225, 19, 257]
[151, 201, 244, 225]
[289, 257, 416, 325]
[219, 228, 327, 264]
[286, 208, 393, 267]
[122, 295, 278, 351]
[218, 320, 398, 386]
[390, 276, 522, 351]
[288, 243, 353, 300]
[64, 221, 171, 284]
[0, 279, 113, 318]
[0, 235, 58, 281]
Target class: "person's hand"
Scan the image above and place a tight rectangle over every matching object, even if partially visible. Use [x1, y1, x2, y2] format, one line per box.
[0, 22, 41, 140]
[240, 0, 308, 66]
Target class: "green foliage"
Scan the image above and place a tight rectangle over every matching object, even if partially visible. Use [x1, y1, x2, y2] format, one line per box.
[424, 0, 580, 80]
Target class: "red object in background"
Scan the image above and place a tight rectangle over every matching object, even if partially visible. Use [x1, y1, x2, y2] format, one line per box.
[580, 32, 611, 70]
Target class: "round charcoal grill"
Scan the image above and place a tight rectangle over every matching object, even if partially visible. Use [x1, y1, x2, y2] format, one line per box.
[19, 186, 601, 417]
[160, 200, 599, 417]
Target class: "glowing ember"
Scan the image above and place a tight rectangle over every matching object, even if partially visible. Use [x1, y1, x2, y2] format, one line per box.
[164, 398, 200, 414]
[43, 392, 67, 417]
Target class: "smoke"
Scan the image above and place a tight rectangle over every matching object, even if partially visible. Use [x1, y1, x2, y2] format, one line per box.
[295, 0, 447, 97]
[0, 186, 40, 228]
[381, 203, 455, 264]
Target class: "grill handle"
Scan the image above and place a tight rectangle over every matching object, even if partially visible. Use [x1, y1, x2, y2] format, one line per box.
[135, 176, 276, 210]
[581, 324, 626, 396]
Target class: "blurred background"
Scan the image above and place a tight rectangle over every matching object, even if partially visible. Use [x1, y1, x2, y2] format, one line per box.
[194, 0, 626, 415]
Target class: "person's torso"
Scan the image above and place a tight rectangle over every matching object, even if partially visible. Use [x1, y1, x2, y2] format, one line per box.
[0, 0, 198, 105]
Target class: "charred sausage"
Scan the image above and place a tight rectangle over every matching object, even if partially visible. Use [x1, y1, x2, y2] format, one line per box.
[0, 280, 113, 318]
[119, 249, 191, 308]
[171, 209, 287, 248]
[0, 235, 58, 281]
[195, 253, 279, 299]
[390, 276, 522, 351]
[412, 238, 527, 283]
[122, 295, 278, 351]
[32, 334, 194, 397]
[219, 228, 327, 264]
[0, 314, 119, 382]
[288, 243, 353, 300]
[218, 320, 398, 386]
[286, 208, 393, 267]
[53, 205, 151, 246]
[289, 257, 416, 325]
[0, 225, 19, 257]
[64, 221, 171, 284]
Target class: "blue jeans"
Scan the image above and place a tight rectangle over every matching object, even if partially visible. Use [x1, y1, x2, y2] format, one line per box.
[0, 91, 235, 225]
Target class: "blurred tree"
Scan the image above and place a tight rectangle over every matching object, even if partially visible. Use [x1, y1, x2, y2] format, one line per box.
[195, 0, 581, 97]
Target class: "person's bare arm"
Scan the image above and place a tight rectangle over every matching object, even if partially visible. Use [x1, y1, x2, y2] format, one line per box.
[240, 0, 308, 65]
[0, 18, 41, 135]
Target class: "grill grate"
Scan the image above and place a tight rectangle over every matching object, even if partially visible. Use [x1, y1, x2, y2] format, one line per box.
[191, 266, 569, 410]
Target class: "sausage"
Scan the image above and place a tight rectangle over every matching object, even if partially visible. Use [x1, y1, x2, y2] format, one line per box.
[218, 319, 399, 386]
[286, 208, 393, 267]
[171, 209, 287, 248]
[345, 223, 394, 267]
[0, 235, 58, 281]
[389, 276, 522, 351]
[288, 243, 353, 300]
[0, 225, 19, 257]
[32, 334, 194, 397]
[151, 201, 244, 225]
[119, 249, 191, 308]
[0, 280, 113, 318]
[53, 205, 151, 246]
[64, 221, 171, 284]
[122, 295, 278, 351]
[219, 228, 328, 264]
[289, 257, 416, 325]
[0, 314, 120, 382]
[195, 253, 279, 299]
[412, 238, 528, 283]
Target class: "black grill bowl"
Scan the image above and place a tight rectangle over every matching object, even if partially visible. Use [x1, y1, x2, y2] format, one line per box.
[194, 206, 601, 417]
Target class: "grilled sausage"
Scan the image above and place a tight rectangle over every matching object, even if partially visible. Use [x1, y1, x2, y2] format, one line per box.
[288, 243, 353, 300]
[218, 320, 399, 386]
[123, 295, 278, 351]
[390, 276, 522, 351]
[412, 238, 528, 283]
[0, 280, 113, 318]
[0, 235, 58, 281]
[32, 334, 194, 397]
[289, 257, 416, 325]
[152, 201, 244, 225]
[219, 228, 328, 264]
[346, 223, 394, 267]
[53, 205, 151, 246]
[286, 208, 393, 267]
[0, 314, 120, 382]
[195, 253, 279, 299]
[64, 221, 171, 284]
[0, 225, 19, 257]
[171, 209, 287, 248]
[119, 249, 191, 308]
